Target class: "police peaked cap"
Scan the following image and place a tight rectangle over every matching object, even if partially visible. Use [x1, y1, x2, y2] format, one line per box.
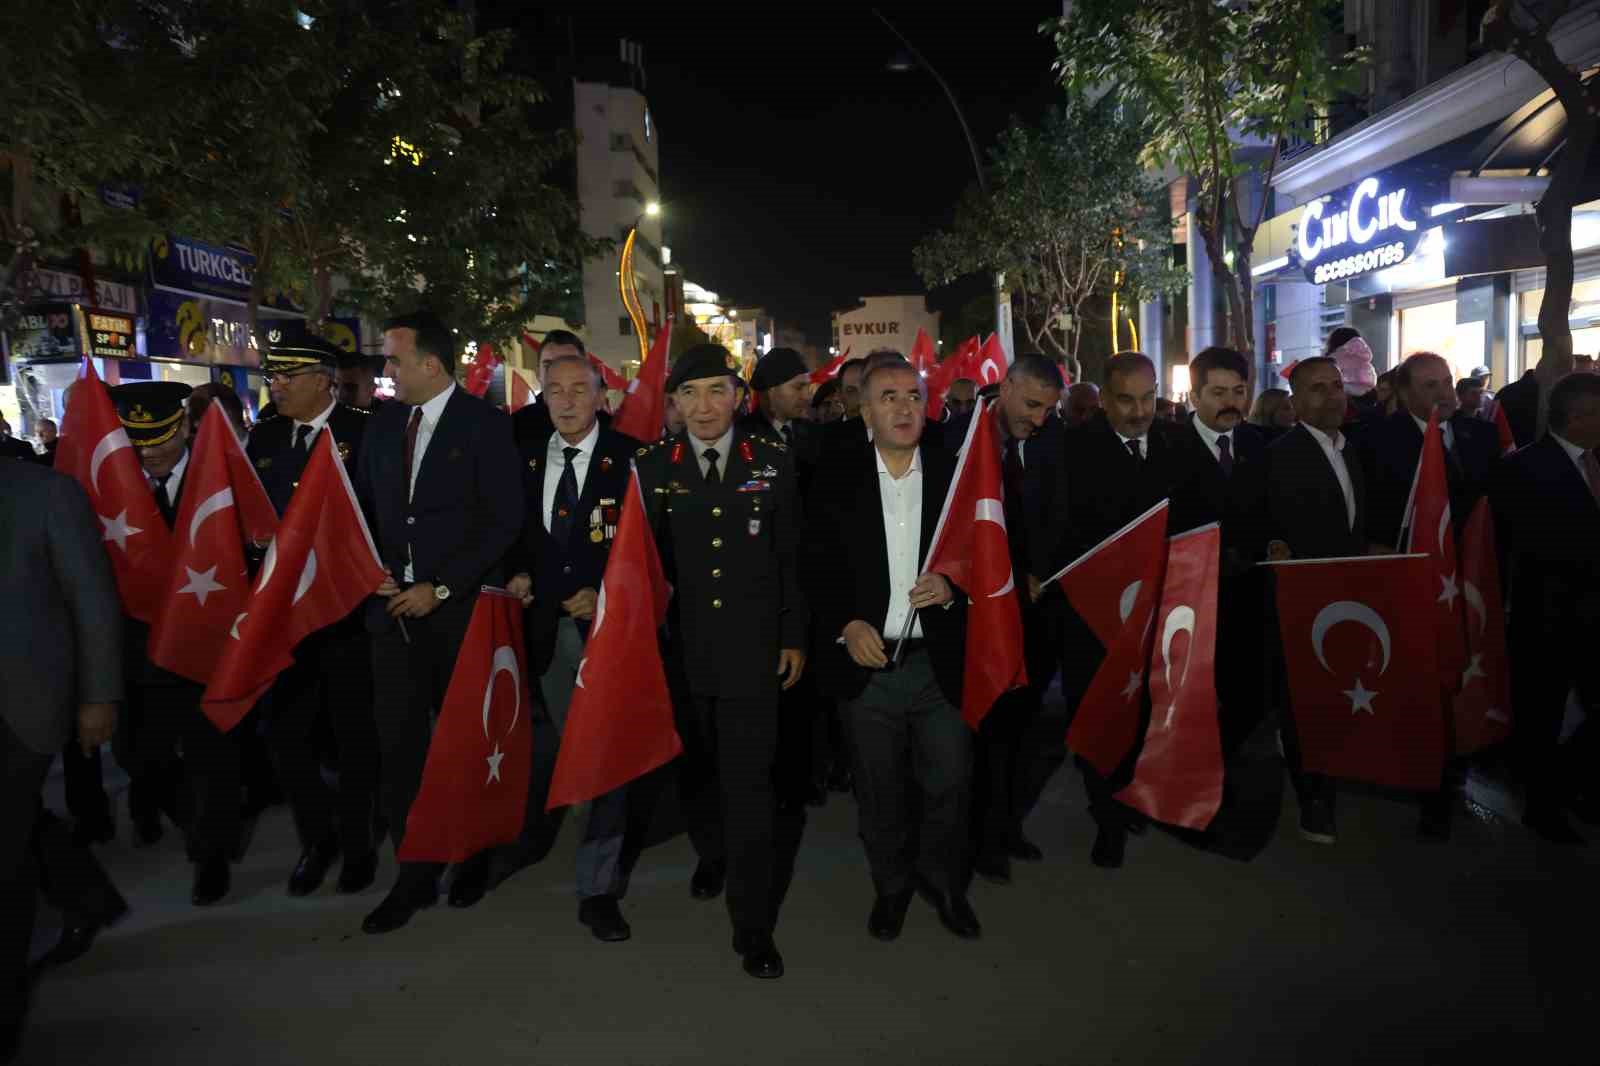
[111, 381, 192, 447]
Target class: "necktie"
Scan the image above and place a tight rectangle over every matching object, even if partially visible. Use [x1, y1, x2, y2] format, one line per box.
[1217, 434, 1233, 478]
[153, 473, 175, 527]
[295, 424, 314, 451]
[781, 423, 794, 449]
[1584, 451, 1600, 509]
[403, 407, 422, 498]
[550, 446, 581, 545]
[1126, 438, 1142, 463]
[703, 447, 722, 487]
[1003, 439, 1025, 503]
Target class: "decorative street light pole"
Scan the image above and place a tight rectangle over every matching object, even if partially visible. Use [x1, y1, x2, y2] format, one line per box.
[619, 200, 661, 364]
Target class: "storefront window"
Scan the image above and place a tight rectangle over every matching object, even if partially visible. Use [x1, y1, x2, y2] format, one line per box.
[1520, 277, 1600, 368]
[1398, 299, 1486, 380]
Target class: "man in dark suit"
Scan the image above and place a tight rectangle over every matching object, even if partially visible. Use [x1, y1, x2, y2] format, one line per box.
[248, 341, 380, 898]
[1493, 371, 1600, 844]
[1060, 352, 1178, 868]
[1261, 356, 1370, 846]
[502, 353, 640, 940]
[335, 351, 387, 412]
[635, 344, 807, 979]
[0, 460, 124, 1060]
[511, 329, 612, 448]
[0, 415, 36, 461]
[1361, 351, 1499, 551]
[804, 358, 979, 943]
[354, 311, 525, 934]
[110, 382, 243, 905]
[944, 353, 1068, 882]
[1167, 347, 1270, 759]
[1497, 348, 1577, 449]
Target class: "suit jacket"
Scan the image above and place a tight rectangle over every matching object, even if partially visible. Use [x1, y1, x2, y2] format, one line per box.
[0, 461, 123, 753]
[1358, 410, 1498, 549]
[0, 437, 36, 462]
[1061, 413, 1178, 562]
[511, 397, 611, 451]
[1496, 371, 1540, 450]
[944, 410, 1072, 583]
[802, 440, 967, 706]
[636, 429, 807, 698]
[355, 388, 524, 633]
[1493, 434, 1600, 637]
[509, 423, 641, 677]
[818, 415, 869, 458]
[248, 403, 371, 516]
[1165, 417, 1269, 570]
[1261, 423, 1368, 561]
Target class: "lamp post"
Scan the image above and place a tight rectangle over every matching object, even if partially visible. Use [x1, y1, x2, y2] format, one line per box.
[619, 200, 661, 363]
[875, 9, 1010, 362]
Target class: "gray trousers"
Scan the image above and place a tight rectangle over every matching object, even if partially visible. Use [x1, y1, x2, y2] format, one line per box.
[842, 650, 972, 897]
[543, 618, 628, 900]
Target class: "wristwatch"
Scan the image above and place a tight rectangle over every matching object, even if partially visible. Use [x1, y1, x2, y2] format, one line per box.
[433, 583, 451, 602]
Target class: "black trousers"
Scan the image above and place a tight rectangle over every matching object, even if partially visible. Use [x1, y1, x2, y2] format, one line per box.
[1, 720, 51, 1026]
[270, 624, 379, 861]
[114, 675, 240, 862]
[842, 651, 971, 896]
[973, 596, 1061, 857]
[1511, 616, 1600, 814]
[370, 601, 473, 889]
[678, 692, 781, 935]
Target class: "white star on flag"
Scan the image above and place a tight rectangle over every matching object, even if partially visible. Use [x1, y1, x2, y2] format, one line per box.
[177, 565, 226, 606]
[1121, 670, 1143, 701]
[1461, 654, 1486, 686]
[485, 742, 506, 784]
[100, 510, 142, 551]
[1438, 573, 1460, 608]
[1343, 678, 1378, 715]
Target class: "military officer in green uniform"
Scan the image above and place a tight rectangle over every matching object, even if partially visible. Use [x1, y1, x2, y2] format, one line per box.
[634, 344, 808, 980]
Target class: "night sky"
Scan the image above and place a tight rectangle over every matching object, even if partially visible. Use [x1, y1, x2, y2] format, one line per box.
[488, 4, 1064, 345]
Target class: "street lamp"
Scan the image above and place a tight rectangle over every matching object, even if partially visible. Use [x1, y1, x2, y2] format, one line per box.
[875, 9, 1009, 360]
[620, 200, 662, 362]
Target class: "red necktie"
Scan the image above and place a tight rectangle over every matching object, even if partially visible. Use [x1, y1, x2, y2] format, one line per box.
[403, 407, 422, 497]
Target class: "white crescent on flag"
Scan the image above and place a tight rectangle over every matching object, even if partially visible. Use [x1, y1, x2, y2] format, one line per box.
[974, 497, 1013, 598]
[1311, 600, 1392, 675]
[481, 645, 522, 740]
[291, 549, 318, 606]
[1161, 605, 1196, 704]
[1118, 581, 1142, 625]
[89, 428, 132, 494]
[189, 488, 236, 547]
[1462, 581, 1487, 637]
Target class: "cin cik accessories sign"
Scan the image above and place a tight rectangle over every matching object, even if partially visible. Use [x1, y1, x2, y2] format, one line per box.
[1293, 176, 1433, 286]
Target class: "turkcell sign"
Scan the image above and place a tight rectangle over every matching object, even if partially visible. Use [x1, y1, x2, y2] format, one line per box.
[1296, 177, 1425, 285]
[149, 234, 256, 301]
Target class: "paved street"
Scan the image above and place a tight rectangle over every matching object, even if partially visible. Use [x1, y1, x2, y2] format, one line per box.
[22, 709, 1598, 1066]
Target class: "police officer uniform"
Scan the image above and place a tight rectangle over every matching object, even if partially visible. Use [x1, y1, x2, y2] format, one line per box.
[109, 381, 242, 906]
[248, 343, 380, 896]
[634, 345, 808, 980]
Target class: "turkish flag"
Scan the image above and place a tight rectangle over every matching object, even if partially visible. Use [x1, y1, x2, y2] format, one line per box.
[1050, 499, 1170, 777]
[1270, 553, 1446, 791]
[1451, 499, 1512, 753]
[398, 589, 533, 862]
[148, 404, 279, 684]
[611, 317, 672, 442]
[810, 348, 850, 385]
[908, 327, 937, 373]
[588, 351, 629, 392]
[924, 399, 1028, 728]
[970, 334, 1008, 385]
[55, 358, 172, 623]
[506, 367, 535, 413]
[1114, 523, 1223, 830]
[463, 342, 500, 398]
[1491, 401, 1516, 455]
[924, 336, 978, 421]
[200, 433, 385, 731]
[1404, 410, 1469, 691]
[547, 469, 682, 809]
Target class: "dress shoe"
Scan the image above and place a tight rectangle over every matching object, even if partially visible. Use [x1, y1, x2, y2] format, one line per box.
[191, 858, 231, 906]
[973, 852, 1012, 885]
[732, 931, 784, 979]
[1298, 797, 1337, 845]
[1008, 835, 1044, 863]
[362, 880, 438, 935]
[131, 810, 164, 848]
[448, 854, 491, 908]
[287, 837, 340, 897]
[578, 895, 632, 942]
[33, 899, 129, 972]
[689, 859, 726, 901]
[913, 877, 981, 939]
[71, 813, 115, 848]
[337, 852, 380, 895]
[1090, 824, 1126, 869]
[868, 890, 914, 941]
[1524, 808, 1585, 846]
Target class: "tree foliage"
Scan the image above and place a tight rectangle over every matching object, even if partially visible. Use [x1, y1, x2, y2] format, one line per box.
[1046, 0, 1364, 355]
[914, 101, 1187, 380]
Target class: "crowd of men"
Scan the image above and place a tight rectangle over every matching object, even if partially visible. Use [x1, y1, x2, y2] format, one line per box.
[4, 310, 1597, 1041]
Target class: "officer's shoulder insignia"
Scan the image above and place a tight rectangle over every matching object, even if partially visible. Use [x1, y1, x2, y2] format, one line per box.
[337, 441, 352, 462]
[254, 456, 273, 470]
[256, 413, 282, 424]
[753, 435, 786, 453]
[346, 404, 370, 416]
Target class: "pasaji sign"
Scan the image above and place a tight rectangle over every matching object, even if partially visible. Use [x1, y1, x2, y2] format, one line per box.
[1296, 177, 1427, 285]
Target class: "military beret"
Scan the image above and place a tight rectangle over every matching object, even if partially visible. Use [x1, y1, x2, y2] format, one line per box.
[110, 380, 192, 447]
[264, 336, 340, 375]
[810, 379, 840, 408]
[666, 343, 742, 393]
[750, 347, 808, 391]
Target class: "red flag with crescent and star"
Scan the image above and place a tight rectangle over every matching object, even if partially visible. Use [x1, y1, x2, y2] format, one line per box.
[506, 367, 535, 413]
[924, 398, 1027, 729]
[1403, 409, 1469, 692]
[908, 327, 937, 374]
[968, 333, 1008, 386]
[200, 433, 385, 731]
[548, 468, 681, 809]
[1269, 553, 1446, 791]
[148, 404, 279, 684]
[611, 318, 673, 442]
[809, 347, 850, 385]
[462, 341, 500, 398]
[399, 588, 533, 862]
[1114, 523, 1223, 830]
[1451, 499, 1512, 753]
[588, 351, 630, 392]
[1050, 499, 1170, 777]
[54, 358, 173, 623]
[924, 336, 978, 421]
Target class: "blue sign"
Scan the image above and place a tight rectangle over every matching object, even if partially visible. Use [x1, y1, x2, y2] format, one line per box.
[149, 235, 257, 301]
[98, 183, 141, 211]
[147, 289, 264, 366]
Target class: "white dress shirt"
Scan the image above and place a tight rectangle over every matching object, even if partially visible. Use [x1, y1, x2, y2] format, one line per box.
[292, 398, 336, 449]
[151, 448, 190, 509]
[1411, 412, 1455, 452]
[1552, 432, 1593, 485]
[876, 446, 925, 640]
[543, 420, 600, 533]
[1191, 416, 1232, 463]
[689, 426, 735, 479]
[1301, 422, 1357, 530]
[1116, 431, 1149, 459]
[403, 382, 456, 580]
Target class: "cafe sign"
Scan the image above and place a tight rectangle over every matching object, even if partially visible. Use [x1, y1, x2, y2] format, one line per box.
[1295, 176, 1428, 285]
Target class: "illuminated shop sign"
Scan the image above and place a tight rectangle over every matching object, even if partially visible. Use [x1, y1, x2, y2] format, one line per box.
[1295, 177, 1428, 285]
